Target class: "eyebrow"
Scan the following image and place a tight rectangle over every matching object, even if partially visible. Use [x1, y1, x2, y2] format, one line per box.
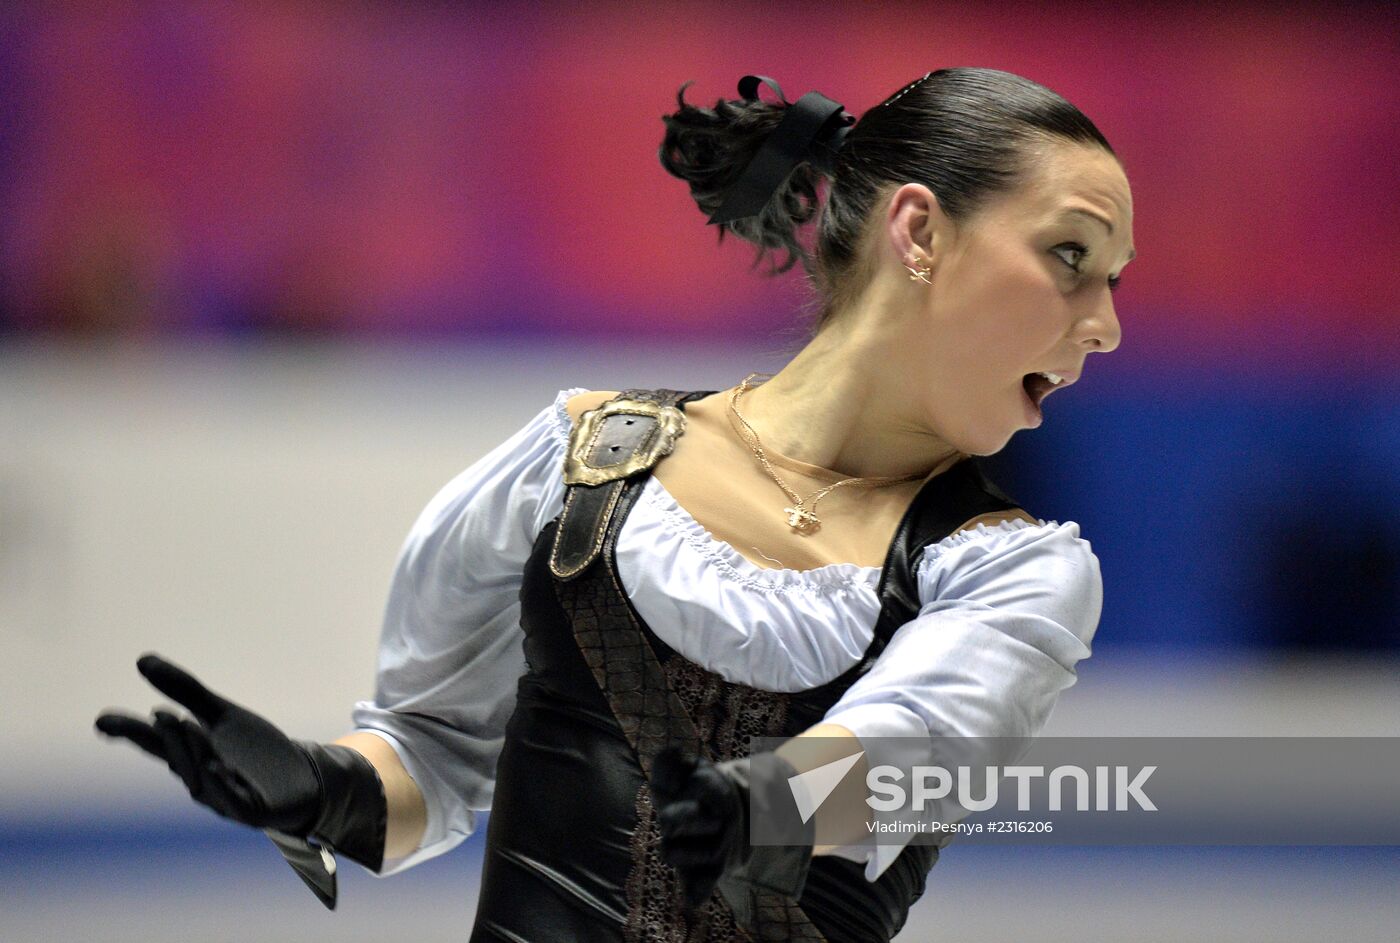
[1062, 208, 1136, 261]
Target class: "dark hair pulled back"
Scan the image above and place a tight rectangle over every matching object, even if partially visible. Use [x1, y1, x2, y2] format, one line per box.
[659, 67, 1115, 332]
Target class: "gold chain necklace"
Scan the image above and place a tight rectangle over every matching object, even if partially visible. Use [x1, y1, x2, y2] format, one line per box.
[727, 373, 926, 534]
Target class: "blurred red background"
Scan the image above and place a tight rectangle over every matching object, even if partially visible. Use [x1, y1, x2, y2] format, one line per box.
[2, 1, 1395, 360]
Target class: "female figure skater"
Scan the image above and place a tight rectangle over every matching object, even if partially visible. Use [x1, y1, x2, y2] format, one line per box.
[96, 67, 1133, 942]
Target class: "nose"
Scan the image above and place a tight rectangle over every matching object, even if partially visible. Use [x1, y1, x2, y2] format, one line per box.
[1076, 288, 1122, 353]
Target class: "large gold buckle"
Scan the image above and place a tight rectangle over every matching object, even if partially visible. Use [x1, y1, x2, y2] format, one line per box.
[563, 398, 686, 486]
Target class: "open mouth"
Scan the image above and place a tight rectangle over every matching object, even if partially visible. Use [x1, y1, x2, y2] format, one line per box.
[1022, 372, 1057, 408]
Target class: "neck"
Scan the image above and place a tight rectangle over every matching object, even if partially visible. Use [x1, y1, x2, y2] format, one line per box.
[734, 315, 965, 481]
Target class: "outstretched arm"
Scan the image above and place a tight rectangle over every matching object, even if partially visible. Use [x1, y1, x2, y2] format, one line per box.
[96, 654, 390, 908]
[331, 731, 426, 861]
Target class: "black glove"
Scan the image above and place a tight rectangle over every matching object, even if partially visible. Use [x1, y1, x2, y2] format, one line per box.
[95, 653, 386, 908]
[650, 746, 814, 927]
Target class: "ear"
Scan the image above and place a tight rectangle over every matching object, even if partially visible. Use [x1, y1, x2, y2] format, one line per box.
[884, 183, 951, 272]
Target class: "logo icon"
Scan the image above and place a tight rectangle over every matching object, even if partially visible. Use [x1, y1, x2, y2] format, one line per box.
[786, 751, 865, 823]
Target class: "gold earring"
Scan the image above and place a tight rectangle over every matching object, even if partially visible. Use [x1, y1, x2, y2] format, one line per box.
[904, 255, 932, 285]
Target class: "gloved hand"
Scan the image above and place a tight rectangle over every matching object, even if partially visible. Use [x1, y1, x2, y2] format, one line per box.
[650, 746, 814, 926]
[95, 653, 386, 907]
[96, 654, 324, 832]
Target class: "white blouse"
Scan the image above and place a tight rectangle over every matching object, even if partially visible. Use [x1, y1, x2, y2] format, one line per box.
[352, 389, 1102, 880]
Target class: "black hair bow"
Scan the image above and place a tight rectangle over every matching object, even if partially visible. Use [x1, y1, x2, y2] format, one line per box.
[707, 75, 854, 226]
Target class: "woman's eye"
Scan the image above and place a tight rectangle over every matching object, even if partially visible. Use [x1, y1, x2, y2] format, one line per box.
[1053, 243, 1087, 272]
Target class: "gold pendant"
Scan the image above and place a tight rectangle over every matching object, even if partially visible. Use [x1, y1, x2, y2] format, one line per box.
[784, 505, 821, 534]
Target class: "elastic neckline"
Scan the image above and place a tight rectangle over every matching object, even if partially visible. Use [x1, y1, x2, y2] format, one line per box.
[639, 476, 1058, 592]
[641, 475, 881, 591]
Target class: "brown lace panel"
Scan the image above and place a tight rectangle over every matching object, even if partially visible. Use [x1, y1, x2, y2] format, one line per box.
[661, 652, 792, 761]
[624, 781, 827, 943]
[624, 781, 748, 943]
[622, 654, 824, 942]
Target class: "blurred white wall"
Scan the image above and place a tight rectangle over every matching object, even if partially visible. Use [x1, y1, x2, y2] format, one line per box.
[3, 340, 1397, 815]
[0, 339, 780, 813]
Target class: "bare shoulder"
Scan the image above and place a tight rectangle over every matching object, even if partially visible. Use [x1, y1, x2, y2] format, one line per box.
[563, 390, 621, 426]
[953, 508, 1041, 532]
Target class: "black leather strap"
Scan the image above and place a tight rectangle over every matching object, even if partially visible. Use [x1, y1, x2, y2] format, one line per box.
[550, 389, 698, 581]
[552, 388, 712, 772]
[550, 481, 626, 580]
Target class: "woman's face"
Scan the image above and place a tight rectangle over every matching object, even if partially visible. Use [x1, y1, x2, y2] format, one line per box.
[900, 141, 1134, 456]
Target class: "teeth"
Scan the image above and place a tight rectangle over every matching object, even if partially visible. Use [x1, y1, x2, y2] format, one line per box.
[1038, 371, 1064, 385]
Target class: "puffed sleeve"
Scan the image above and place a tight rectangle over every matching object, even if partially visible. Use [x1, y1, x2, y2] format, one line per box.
[818, 519, 1102, 881]
[349, 388, 586, 874]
